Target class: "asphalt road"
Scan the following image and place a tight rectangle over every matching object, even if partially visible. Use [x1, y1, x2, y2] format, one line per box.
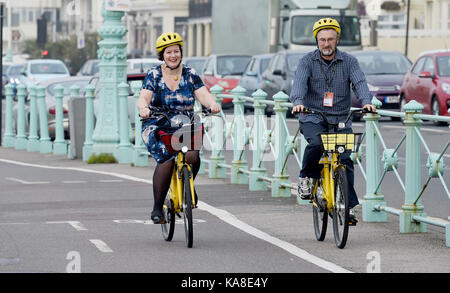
[0, 146, 449, 274]
[0, 101, 449, 274]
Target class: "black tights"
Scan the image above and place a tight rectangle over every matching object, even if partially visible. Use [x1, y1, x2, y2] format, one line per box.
[152, 151, 201, 213]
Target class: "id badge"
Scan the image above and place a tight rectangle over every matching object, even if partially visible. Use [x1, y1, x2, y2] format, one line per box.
[323, 92, 334, 107]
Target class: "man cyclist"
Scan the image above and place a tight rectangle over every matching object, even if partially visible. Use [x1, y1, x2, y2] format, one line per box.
[290, 18, 376, 224]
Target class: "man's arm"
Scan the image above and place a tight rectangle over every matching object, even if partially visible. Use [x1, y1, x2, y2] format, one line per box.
[290, 57, 309, 113]
[349, 56, 376, 111]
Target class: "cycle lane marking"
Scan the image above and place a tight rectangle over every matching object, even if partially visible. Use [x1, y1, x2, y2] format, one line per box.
[0, 158, 351, 273]
[89, 239, 113, 253]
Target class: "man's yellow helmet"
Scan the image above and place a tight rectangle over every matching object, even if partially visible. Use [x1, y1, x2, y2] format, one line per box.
[313, 18, 341, 39]
[156, 32, 183, 53]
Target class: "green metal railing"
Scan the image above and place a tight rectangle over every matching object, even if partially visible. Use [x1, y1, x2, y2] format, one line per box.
[2, 81, 450, 247]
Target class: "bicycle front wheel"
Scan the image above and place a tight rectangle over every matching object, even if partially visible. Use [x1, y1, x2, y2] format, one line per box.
[332, 166, 350, 249]
[182, 166, 194, 248]
[161, 191, 175, 241]
[312, 180, 328, 241]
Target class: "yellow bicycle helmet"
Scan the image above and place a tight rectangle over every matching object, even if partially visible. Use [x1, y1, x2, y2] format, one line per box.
[313, 18, 341, 39]
[156, 32, 183, 53]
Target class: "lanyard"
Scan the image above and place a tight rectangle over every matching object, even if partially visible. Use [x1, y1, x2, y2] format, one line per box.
[318, 61, 337, 92]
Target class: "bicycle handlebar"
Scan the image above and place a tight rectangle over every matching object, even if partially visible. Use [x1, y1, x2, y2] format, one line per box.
[140, 106, 212, 124]
[298, 108, 377, 129]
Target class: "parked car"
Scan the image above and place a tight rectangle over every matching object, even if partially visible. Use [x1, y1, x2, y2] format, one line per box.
[77, 59, 99, 76]
[202, 54, 252, 108]
[261, 50, 307, 115]
[2, 62, 13, 98]
[238, 53, 274, 111]
[351, 50, 412, 120]
[19, 59, 70, 87]
[400, 49, 450, 124]
[183, 56, 207, 77]
[127, 58, 163, 73]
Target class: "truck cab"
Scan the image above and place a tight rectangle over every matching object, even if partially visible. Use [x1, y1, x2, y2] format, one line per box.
[279, 0, 362, 52]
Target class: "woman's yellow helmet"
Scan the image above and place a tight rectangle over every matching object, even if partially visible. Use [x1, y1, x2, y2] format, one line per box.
[156, 32, 183, 53]
[313, 18, 341, 39]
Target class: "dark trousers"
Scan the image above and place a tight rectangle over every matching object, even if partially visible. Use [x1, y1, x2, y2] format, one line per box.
[300, 121, 359, 209]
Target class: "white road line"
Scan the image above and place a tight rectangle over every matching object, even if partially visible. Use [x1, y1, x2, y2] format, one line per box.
[63, 180, 88, 184]
[5, 177, 50, 185]
[0, 158, 350, 273]
[99, 179, 124, 183]
[47, 221, 88, 231]
[89, 239, 113, 253]
[0, 158, 153, 184]
[198, 201, 352, 273]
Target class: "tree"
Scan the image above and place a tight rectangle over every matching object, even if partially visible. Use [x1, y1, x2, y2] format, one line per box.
[23, 32, 100, 75]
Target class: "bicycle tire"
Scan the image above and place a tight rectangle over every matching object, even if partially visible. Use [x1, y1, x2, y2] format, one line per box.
[312, 180, 328, 241]
[332, 166, 350, 249]
[161, 191, 175, 241]
[182, 166, 194, 248]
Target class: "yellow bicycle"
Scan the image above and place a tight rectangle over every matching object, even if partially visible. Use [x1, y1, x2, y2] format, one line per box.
[299, 109, 369, 249]
[143, 107, 209, 248]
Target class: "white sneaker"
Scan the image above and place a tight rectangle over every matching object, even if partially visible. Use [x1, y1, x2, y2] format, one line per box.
[298, 177, 312, 200]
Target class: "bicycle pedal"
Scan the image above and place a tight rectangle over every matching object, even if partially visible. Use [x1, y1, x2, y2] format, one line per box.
[348, 221, 357, 226]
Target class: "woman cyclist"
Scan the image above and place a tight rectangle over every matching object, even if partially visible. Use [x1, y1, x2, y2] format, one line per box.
[137, 32, 221, 224]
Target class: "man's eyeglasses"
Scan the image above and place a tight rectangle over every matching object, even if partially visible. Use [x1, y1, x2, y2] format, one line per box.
[318, 38, 337, 43]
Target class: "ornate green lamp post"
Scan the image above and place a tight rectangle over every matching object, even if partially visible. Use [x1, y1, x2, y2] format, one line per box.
[92, 0, 128, 155]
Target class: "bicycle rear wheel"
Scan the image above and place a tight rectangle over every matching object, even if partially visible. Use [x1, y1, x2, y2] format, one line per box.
[161, 191, 175, 241]
[312, 180, 328, 241]
[182, 166, 194, 248]
[332, 166, 350, 249]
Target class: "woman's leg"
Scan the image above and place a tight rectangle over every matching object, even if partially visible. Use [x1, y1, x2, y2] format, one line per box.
[185, 150, 201, 179]
[152, 159, 175, 216]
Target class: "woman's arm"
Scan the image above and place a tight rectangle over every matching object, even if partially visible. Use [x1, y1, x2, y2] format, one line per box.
[136, 89, 154, 118]
[194, 86, 221, 113]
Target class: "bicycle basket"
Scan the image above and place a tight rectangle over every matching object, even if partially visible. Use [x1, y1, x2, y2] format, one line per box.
[319, 132, 362, 153]
[158, 123, 204, 154]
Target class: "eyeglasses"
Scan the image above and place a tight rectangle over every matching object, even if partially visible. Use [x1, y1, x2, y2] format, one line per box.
[318, 38, 337, 43]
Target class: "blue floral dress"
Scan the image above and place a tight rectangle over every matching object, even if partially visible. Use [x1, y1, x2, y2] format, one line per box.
[141, 64, 205, 164]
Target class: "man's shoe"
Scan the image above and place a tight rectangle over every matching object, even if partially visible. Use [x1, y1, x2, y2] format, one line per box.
[298, 177, 312, 200]
[349, 209, 358, 226]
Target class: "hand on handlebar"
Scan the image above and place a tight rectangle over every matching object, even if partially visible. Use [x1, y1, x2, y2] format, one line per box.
[362, 104, 377, 113]
[209, 103, 221, 114]
[291, 104, 306, 114]
[139, 106, 151, 118]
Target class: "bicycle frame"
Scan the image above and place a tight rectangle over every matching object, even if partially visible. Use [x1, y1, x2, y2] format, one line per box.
[313, 152, 345, 212]
[169, 151, 195, 213]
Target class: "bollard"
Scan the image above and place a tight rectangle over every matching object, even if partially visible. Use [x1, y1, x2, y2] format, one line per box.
[208, 85, 226, 179]
[271, 91, 291, 197]
[249, 89, 268, 191]
[36, 85, 52, 153]
[53, 85, 67, 155]
[2, 84, 15, 147]
[231, 86, 248, 184]
[362, 97, 387, 222]
[82, 84, 95, 162]
[14, 85, 27, 150]
[131, 81, 148, 167]
[27, 85, 40, 152]
[400, 100, 427, 233]
[116, 82, 133, 164]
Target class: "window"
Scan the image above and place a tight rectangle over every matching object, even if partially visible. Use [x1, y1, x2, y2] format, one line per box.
[423, 57, 435, 74]
[437, 56, 450, 76]
[412, 57, 426, 75]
